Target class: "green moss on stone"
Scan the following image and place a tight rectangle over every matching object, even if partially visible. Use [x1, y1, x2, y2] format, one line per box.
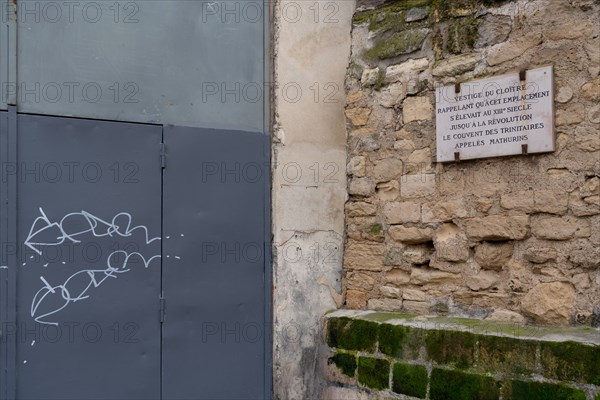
[539, 341, 600, 385]
[327, 317, 378, 352]
[430, 368, 500, 400]
[508, 380, 586, 400]
[446, 15, 481, 54]
[329, 351, 357, 377]
[366, 28, 430, 60]
[426, 330, 475, 369]
[358, 356, 390, 390]
[595, 392, 600, 400]
[353, 0, 432, 30]
[392, 363, 428, 398]
[362, 312, 416, 322]
[476, 335, 538, 377]
[379, 323, 425, 360]
[430, 302, 449, 315]
[373, 71, 386, 91]
[368, 223, 383, 236]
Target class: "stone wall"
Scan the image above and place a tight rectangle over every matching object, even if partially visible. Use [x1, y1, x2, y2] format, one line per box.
[324, 311, 600, 400]
[342, 0, 600, 326]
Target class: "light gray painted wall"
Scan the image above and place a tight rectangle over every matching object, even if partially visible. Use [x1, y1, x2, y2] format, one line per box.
[272, 0, 355, 398]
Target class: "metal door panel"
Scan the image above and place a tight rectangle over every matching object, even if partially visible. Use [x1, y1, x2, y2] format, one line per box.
[14, 114, 162, 400]
[162, 126, 269, 399]
[1, 0, 16, 110]
[17, 1, 265, 132]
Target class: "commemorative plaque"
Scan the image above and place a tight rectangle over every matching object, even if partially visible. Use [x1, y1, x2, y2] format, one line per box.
[435, 65, 554, 162]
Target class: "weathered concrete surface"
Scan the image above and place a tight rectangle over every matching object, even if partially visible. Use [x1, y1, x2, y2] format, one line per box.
[272, 1, 355, 398]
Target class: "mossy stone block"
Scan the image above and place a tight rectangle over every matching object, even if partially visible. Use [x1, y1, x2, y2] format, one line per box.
[366, 28, 430, 60]
[426, 330, 475, 368]
[476, 335, 538, 377]
[539, 341, 600, 385]
[329, 352, 357, 377]
[353, 0, 432, 29]
[392, 363, 428, 399]
[446, 16, 481, 54]
[358, 357, 390, 390]
[379, 323, 425, 359]
[430, 368, 500, 400]
[327, 317, 378, 352]
[507, 380, 586, 400]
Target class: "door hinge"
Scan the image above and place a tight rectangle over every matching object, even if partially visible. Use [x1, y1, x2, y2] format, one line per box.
[160, 143, 166, 168]
[159, 295, 166, 323]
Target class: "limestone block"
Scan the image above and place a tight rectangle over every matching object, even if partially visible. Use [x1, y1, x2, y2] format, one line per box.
[521, 282, 575, 325]
[410, 268, 462, 285]
[347, 156, 366, 177]
[487, 31, 542, 66]
[434, 223, 469, 262]
[580, 77, 600, 101]
[349, 177, 375, 196]
[400, 174, 436, 199]
[344, 242, 385, 270]
[376, 180, 400, 202]
[465, 270, 500, 291]
[378, 82, 407, 108]
[474, 242, 513, 270]
[432, 53, 481, 76]
[523, 246, 557, 264]
[345, 107, 371, 126]
[346, 271, 376, 291]
[345, 201, 376, 217]
[464, 215, 529, 241]
[403, 96, 433, 123]
[380, 285, 402, 299]
[346, 289, 368, 309]
[531, 216, 591, 240]
[385, 58, 429, 83]
[368, 298, 403, 311]
[372, 157, 403, 181]
[389, 226, 434, 244]
[383, 201, 421, 224]
[484, 309, 526, 324]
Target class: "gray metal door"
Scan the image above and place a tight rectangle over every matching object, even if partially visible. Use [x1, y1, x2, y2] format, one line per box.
[1, 0, 270, 397]
[9, 113, 163, 400]
[162, 126, 270, 399]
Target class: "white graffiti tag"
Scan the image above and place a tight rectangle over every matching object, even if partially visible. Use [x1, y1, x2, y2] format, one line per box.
[26, 209, 161, 326]
[25, 208, 160, 255]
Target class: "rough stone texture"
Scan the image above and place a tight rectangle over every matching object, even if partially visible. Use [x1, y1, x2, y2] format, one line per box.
[389, 226, 433, 244]
[411, 268, 462, 285]
[383, 201, 420, 224]
[402, 96, 433, 123]
[385, 58, 429, 83]
[342, 0, 600, 329]
[400, 174, 436, 199]
[464, 216, 529, 241]
[474, 242, 513, 270]
[487, 31, 542, 66]
[521, 282, 576, 325]
[485, 309, 526, 324]
[345, 108, 371, 126]
[465, 270, 500, 291]
[475, 15, 512, 48]
[367, 298, 403, 311]
[532, 216, 591, 240]
[433, 223, 469, 262]
[432, 53, 482, 76]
